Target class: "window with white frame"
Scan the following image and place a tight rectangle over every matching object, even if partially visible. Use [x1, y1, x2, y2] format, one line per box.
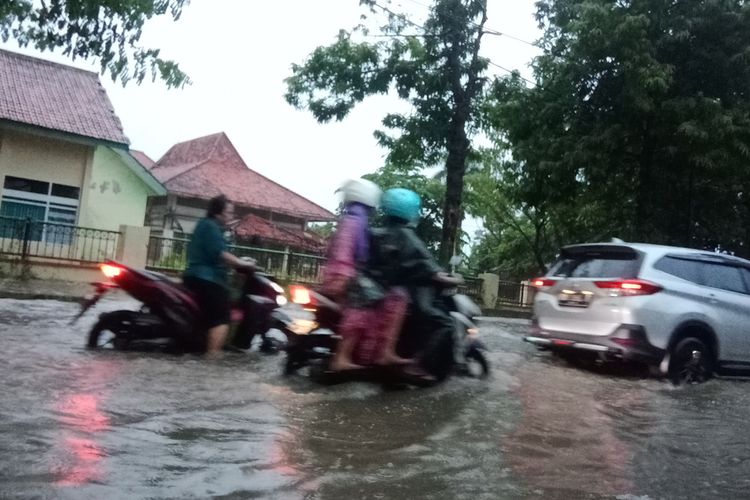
[1, 176, 80, 241]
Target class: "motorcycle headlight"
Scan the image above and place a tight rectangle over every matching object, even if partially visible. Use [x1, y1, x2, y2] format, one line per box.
[270, 281, 285, 294]
[276, 295, 288, 307]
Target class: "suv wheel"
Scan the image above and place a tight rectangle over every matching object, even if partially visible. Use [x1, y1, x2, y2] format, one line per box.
[668, 337, 713, 385]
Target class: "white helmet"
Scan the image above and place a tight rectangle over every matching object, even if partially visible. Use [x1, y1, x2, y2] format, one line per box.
[337, 178, 382, 208]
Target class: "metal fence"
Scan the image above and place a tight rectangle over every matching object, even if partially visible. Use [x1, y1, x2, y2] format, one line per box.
[145, 236, 536, 306]
[0, 216, 120, 263]
[496, 280, 535, 309]
[146, 235, 325, 282]
[458, 276, 483, 303]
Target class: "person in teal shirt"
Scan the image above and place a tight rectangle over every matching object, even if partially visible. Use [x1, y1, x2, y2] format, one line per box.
[183, 194, 254, 356]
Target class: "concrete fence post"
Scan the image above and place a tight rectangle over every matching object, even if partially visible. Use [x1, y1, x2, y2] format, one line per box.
[116, 225, 151, 268]
[281, 246, 290, 279]
[478, 272, 499, 309]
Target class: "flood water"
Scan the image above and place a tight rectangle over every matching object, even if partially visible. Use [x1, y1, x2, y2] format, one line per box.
[1, 297, 750, 499]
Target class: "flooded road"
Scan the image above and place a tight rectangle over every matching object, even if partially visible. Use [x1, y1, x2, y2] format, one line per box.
[1, 297, 750, 499]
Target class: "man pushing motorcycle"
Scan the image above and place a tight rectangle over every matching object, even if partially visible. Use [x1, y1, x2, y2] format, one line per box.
[183, 194, 256, 357]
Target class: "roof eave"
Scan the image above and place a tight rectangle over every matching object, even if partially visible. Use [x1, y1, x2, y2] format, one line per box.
[0, 119, 129, 149]
[164, 188, 335, 222]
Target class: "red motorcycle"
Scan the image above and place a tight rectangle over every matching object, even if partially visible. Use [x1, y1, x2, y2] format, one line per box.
[75, 261, 287, 353]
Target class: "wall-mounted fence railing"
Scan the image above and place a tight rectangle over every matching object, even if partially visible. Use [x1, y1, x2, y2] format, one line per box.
[146, 235, 325, 283]
[0, 216, 120, 264]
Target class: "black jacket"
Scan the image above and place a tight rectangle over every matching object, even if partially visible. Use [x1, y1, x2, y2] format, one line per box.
[369, 224, 443, 288]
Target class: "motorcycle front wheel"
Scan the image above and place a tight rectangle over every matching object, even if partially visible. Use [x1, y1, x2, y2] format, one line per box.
[464, 346, 490, 378]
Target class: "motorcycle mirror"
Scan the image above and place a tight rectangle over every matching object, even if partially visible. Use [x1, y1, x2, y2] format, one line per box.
[449, 255, 462, 267]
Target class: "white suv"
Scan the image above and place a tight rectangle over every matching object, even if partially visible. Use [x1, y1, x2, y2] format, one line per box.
[525, 242, 750, 383]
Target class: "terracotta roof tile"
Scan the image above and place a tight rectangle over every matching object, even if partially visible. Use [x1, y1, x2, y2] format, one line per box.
[0, 49, 129, 145]
[152, 132, 335, 222]
[234, 213, 326, 252]
[131, 150, 156, 169]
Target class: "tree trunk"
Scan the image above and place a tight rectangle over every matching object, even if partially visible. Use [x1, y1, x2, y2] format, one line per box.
[440, 125, 470, 264]
[437, 0, 487, 265]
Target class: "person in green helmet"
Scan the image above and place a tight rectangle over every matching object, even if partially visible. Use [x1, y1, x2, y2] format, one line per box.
[368, 188, 463, 379]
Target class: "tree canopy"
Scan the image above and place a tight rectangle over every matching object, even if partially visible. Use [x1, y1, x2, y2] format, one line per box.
[0, 0, 189, 87]
[473, 0, 750, 277]
[286, 0, 491, 264]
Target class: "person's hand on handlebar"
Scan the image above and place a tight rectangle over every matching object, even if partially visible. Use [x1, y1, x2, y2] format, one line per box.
[434, 271, 463, 286]
[238, 256, 257, 270]
[223, 252, 256, 270]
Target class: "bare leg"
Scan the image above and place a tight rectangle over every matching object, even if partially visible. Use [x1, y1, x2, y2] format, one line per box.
[376, 291, 412, 365]
[330, 335, 364, 371]
[206, 324, 229, 357]
[375, 313, 412, 365]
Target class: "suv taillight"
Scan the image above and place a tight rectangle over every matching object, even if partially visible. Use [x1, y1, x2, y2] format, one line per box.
[531, 277, 558, 290]
[594, 279, 662, 296]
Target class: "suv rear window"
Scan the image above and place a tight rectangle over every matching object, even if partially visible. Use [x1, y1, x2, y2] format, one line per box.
[549, 247, 641, 278]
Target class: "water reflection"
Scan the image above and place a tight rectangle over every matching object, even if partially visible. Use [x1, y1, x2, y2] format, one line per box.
[273, 381, 499, 499]
[505, 358, 648, 498]
[52, 360, 119, 486]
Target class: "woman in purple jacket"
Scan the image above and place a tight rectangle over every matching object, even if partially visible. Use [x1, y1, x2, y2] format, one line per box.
[321, 179, 410, 372]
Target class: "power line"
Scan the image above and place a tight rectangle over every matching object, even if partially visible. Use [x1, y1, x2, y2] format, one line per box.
[482, 29, 542, 51]
[399, 0, 544, 51]
[487, 61, 538, 87]
[370, 1, 539, 86]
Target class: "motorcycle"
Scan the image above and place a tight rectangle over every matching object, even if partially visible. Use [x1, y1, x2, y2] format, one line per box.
[74, 260, 287, 353]
[274, 282, 490, 384]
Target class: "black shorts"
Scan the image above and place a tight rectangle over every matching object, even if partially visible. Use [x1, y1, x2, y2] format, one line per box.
[183, 277, 231, 329]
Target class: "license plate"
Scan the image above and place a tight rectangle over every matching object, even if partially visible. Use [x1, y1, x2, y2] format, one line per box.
[558, 290, 592, 308]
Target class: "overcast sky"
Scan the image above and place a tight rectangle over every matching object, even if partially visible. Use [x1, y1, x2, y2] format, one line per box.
[1, 0, 541, 219]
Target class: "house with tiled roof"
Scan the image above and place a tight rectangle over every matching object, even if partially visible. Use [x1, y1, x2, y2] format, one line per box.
[0, 48, 165, 234]
[142, 132, 334, 253]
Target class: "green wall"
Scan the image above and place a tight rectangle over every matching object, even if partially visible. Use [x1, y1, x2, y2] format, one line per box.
[79, 146, 157, 231]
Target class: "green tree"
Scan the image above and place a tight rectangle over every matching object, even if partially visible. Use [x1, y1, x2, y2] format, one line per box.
[285, 0, 491, 264]
[466, 156, 554, 278]
[364, 164, 445, 253]
[0, 0, 189, 87]
[488, 0, 750, 259]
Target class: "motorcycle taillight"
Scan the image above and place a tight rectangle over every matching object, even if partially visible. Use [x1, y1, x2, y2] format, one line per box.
[289, 285, 312, 305]
[101, 263, 123, 279]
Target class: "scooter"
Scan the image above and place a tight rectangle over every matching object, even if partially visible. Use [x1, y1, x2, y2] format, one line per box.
[274, 282, 489, 384]
[75, 261, 287, 353]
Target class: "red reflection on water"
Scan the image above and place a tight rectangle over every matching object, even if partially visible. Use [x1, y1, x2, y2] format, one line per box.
[53, 360, 119, 486]
[269, 435, 299, 476]
[504, 363, 639, 496]
[58, 394, 110, 432]
[55, 437, 106, 486]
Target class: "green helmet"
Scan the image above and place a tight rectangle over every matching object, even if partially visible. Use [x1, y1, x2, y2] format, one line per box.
[382, 188, 421, 223]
